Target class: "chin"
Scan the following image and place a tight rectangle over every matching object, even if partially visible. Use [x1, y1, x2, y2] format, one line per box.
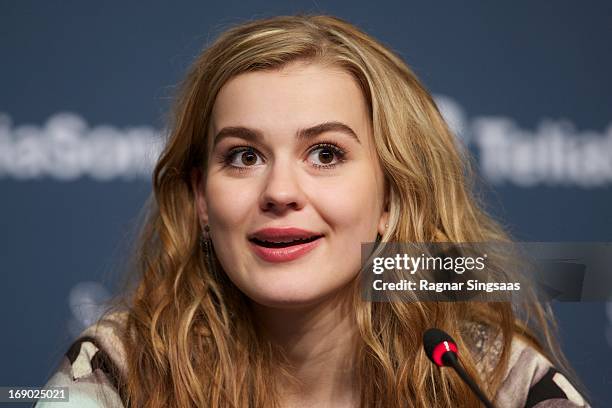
[247, 286, 335, 310]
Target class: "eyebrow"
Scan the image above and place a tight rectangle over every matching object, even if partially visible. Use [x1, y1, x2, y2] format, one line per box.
[212, 121, 362, 146]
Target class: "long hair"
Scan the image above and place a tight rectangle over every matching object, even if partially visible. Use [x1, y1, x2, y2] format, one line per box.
[109, 14, 584, 407]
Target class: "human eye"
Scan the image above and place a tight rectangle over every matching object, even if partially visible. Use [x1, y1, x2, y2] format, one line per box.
[307, 142, 347, 170]
[223, 146, 264, 171]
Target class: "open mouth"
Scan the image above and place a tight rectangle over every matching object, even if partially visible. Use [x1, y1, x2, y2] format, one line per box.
[249, 235, 323, 248]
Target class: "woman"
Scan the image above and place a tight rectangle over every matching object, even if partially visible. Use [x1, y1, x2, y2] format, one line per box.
[38, 14, 590, 407]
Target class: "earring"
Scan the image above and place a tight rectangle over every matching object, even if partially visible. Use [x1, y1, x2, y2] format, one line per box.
[200, 224, 217, 277]
[199, 224, 210, 250]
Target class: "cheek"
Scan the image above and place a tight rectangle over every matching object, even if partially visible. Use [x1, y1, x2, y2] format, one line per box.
[205, 177, 257, 285]
[307, 166, 382, 279]
[314, 165, 382, 231]
[205, 178, 257, 272]
[205, 177, 257, 230]
[332, 170, 383, 278]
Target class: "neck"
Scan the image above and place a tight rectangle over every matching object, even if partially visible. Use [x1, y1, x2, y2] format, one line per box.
[251, 289, 359, 407]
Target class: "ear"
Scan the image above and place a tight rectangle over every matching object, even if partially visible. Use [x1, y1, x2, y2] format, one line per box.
[377, 208, 390, 237]
[377, 181, 390, 236]
[191, 168, 208, 229]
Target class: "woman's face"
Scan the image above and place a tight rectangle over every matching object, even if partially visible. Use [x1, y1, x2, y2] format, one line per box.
[193, 61, 388, 308]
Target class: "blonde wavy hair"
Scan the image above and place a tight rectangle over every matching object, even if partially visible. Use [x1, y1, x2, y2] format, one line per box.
[108, 14, 583, 407]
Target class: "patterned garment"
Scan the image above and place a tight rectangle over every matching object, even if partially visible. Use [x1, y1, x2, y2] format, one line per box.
[35, 312, 590, 407]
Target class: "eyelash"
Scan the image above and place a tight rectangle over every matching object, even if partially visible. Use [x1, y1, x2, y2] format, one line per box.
[221, 141, 348, 173]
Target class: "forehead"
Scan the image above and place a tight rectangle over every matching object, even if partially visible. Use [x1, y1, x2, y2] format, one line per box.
[209, 62, 371, 140]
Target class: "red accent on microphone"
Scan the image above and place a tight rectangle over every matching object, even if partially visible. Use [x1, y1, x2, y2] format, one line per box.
[431, 340, 458, 366]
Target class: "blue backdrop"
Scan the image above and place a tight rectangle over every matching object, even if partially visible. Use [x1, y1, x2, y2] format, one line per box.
[1, 1, 611, 405]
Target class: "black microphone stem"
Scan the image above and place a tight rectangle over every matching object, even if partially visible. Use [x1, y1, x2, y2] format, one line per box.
[443, 353, 496, 408]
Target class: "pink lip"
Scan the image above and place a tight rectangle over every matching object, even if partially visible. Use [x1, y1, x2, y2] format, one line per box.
[249, 238, 322, 263]
[248, 227, 323, 263]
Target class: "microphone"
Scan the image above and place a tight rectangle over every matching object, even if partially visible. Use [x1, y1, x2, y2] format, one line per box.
[423, 328, 496, 408]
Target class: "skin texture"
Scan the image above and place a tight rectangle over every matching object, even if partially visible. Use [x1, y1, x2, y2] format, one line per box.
[192, 61, 389, 406]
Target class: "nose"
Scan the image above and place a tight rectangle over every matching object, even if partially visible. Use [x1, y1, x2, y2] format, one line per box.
[259, 158, 306, 214]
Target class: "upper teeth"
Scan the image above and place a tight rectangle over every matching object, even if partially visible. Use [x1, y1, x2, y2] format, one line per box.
[263, 238, 308, 243]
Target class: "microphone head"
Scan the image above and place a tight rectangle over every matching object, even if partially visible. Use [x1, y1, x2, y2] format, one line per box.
[423, 328, 459, 367]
